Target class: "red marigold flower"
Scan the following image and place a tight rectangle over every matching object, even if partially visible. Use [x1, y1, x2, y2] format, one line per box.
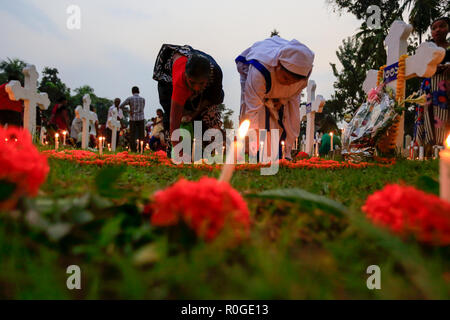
[362, 184, 450, 245]
[147, 177, 251, 241]
[294, 151, 310, 160]
[0, 126, 49, 209]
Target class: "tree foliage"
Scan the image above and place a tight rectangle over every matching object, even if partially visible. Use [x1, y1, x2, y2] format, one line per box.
[0, 58, 27, 84]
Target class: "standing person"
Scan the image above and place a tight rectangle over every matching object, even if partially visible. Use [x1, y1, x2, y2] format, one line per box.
[106, 98, 124, 145]
[153, 44, 224, 152]
[120, 87, 145, 152]
[0, 75, 23, 127]
[415, 17, 450, 152]
[49, 97, 70, 134]
[236, 36, 314, 160]
[70, 106, 83, 148]
[89, 105, 99, 148]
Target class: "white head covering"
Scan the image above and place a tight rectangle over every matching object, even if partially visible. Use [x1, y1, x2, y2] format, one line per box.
[75, 105, 82, 119]
[241, 36, 315, 77]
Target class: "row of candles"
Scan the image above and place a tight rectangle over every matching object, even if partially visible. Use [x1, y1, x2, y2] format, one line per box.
[42, 123, 450, 204]
[407, 143, 445, 160]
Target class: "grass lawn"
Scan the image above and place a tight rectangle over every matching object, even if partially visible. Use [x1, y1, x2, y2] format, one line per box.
[1, 153, 449, 299]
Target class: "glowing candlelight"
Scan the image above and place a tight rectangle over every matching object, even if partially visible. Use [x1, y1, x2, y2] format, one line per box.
[62, 130, 67, 146]
[330, 132, 334, 152]
[108, 143, 111, 152]
[219, 120, 250, 183]
[140, 140, 144, 154]
[440, 134, 450, 203]
[281, 141, 286, 160]
[192, 138, 196, 163]
[55, 133, 59, 151]
[260, 141, 265, 163]
[99, 137, 104, 156]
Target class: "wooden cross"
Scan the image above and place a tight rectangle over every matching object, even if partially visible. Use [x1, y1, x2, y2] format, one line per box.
[5, 65, 50, 137]
[363, 20, 445, 149]
[108, 108, 121, 152]
[79, 94, 96, 149]
[300, 80, 325, 156]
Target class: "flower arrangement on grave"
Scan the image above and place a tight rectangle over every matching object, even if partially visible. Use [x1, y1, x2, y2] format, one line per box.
[0, 126, 49, 210]
[342, 55, 427, 159]
[143, 177, 251, 242]
[362, 184, 450, 246]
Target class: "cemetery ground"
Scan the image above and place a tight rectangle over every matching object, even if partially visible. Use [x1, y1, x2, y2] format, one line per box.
[1, 148, 449, 300]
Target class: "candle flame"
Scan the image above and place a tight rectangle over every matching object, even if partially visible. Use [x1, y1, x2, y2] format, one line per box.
[281, 141, 285, 146]
[55, 134, 59, 138]
[446, 134, 450, 149]
[238, 120, 250, 139]
[330, 132, 333, 136]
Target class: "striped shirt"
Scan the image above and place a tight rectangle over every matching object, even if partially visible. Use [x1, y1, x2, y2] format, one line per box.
[120, 94, 145, 121]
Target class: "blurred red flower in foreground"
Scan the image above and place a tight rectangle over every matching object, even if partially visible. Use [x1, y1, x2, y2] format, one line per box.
[0, 126, 49, 209]
[362, 184, 450, 245]
[145, 177, 251, 241]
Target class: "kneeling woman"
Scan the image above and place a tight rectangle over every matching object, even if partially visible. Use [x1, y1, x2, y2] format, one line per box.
[153, 44, 225, 151]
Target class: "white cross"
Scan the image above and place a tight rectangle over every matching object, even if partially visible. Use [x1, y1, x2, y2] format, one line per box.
[300, 80, 325, 156]
[5, 65, 50, 137]
[108, 108, 121, 152]
[79, 94, 96, 149]
[363, 20, 445, 149]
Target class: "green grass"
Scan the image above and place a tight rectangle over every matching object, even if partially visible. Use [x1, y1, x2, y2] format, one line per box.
[1, 156, 449, 299]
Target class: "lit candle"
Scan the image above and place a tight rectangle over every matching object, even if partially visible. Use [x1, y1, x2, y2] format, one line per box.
[62, 131, 67, 146]
[440, 135, 450, 203]
[330, 132, 334, 152]
[192, 138, 196, 163]
[108, 143, 111, 152]
[140, 140, 144, 154]
[281, 141, 286, 160]
[219, 120, 250, 183]
[260, 141, 264, 164]
[314, 138, 318, 157]
[99, 137, 104, 156]
[55, 133, 59, 151]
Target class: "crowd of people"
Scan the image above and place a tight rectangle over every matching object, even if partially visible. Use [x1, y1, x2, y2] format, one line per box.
[0, 16, 448, 159]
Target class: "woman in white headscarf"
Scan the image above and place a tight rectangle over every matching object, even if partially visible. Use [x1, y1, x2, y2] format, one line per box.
[237, 36, 315, 160]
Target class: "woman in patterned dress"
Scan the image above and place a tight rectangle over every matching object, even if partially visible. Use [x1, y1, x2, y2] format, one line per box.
[415, 17, 450, 153]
